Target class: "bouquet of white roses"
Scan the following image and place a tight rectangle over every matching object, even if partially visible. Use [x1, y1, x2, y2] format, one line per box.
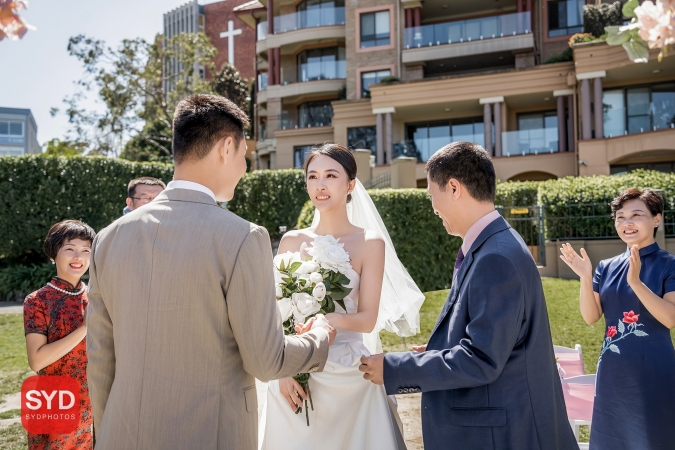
[273, 235, 353, 425]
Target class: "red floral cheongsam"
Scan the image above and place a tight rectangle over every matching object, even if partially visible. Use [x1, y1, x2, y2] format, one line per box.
[23, 277, 93, 450]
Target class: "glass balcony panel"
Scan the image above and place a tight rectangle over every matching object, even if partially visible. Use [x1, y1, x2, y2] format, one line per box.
[274, 7, 345, 34]
[405, 11, 531, 48]
[652, 86, 675, 130]
[502, 128, 559, 156]
[628, 115, 651, 134]
[627, 88, 651, 116]
[297, 60, 346, 82]
[257, 22, 268, 40]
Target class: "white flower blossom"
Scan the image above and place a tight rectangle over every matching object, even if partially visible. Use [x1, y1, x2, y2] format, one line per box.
[277, 297, 293, 322]
[292, 292, 321, 323]
[312, 282, 326, 301]
[309, 272, 323, 284]
[307, 235, 352, 274]
[273, 251, 302, 271]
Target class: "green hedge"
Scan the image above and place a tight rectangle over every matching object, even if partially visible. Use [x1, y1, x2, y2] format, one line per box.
[540, 170, 675, 240]
[297, 189, 462, 292]
[0, 156, 174, 266]
[226, 169, 308, 241]
[0, 263, 55, 301]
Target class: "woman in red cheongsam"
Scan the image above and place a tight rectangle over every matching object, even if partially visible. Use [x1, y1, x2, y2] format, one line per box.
[24, 220, 97, 450]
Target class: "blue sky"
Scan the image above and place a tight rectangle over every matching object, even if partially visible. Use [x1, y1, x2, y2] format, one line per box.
[0, 0, 221, 148]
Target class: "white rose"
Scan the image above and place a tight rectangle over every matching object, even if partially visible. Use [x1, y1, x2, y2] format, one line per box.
[309, 272, 323, 284]
[319, 245, 352, 274]
[275, 285, 283, 298]
[312, 282, 326, 301]
[273, 251, 301, 270]
[295, 260, 320, 275]
[292, 292, 321, 323]
[277, 297, 293, 322]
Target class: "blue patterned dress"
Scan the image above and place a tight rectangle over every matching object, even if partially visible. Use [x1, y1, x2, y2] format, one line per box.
[591, 242, 675, 449]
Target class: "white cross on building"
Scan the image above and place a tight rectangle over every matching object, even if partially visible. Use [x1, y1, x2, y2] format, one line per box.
[220, 20, 243, 66]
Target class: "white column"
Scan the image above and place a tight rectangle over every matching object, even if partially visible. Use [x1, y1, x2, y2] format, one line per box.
[593, 77, 604, 139]
[376, 113, 384, 165]
[483, 103, 493, 155]
[385, 112, 393, 164]
[494, 102, 502, 157]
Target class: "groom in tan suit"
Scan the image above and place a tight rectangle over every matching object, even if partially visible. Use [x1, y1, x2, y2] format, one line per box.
[87, 95, 335, 450]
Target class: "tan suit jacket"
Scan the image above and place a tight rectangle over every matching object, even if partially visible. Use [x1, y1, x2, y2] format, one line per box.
[87, 188, 329, 450]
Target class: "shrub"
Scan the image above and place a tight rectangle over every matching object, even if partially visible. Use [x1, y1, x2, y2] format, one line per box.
[296, 189, 461, 292]
[226, 169, 309, 240]
[0, 263, 54, 301]
[544, 47, 574, 64]
[583, 1, 622, 38]
[0, 155, 174, 266]
[539, 170, 675, 239]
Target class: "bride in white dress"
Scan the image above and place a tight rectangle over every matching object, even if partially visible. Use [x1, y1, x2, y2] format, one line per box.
[259, 144, 425, 450]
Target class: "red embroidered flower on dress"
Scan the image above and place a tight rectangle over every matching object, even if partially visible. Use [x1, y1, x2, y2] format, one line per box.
[622, 311, 640, 323]
[606, 326, 617, 338]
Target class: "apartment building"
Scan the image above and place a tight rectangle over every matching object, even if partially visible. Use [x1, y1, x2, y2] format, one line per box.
[0, 107, 39, 157]
[235, 0, 675, 185]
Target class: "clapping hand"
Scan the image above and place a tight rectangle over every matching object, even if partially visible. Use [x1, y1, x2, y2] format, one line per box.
[412, 344, 427, 353]
[559, 243, 593, 280]
[627, 244, 642, 288]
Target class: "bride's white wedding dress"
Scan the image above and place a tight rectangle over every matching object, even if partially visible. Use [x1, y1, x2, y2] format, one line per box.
[259, 265, 406, 450]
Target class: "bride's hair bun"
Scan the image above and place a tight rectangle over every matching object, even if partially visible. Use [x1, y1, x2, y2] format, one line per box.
[303, 143, 357, 203]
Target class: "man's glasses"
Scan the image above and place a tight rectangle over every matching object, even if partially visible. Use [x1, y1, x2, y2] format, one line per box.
[129, 197, 156, 204]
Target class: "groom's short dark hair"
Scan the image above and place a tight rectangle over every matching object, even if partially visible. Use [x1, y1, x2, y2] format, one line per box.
[426, 142, 495, 203]
[172, 94, 250, 164]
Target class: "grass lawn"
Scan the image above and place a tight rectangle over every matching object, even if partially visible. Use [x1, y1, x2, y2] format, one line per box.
[2, 277, 675, 448]
[382, 277, 675, 374]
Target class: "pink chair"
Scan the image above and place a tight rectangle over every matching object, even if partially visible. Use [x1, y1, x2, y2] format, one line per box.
[562, 374, 596, 450]
[554, 344, 586, 378]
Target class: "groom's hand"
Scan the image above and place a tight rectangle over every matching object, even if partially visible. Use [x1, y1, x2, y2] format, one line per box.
[412, 344, 427, 353]
[359, 354, 384, 385]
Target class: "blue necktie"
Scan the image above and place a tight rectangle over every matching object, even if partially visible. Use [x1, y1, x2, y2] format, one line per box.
[454, 248, 465, 278]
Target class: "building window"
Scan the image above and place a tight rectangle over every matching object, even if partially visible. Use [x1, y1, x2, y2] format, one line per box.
[360, 70, 391, 98]
[0, 121, 24, 145]
[298, 100, 334, 127]
[547, 0, 584, 37]
[0, 146, 23, 156]
[294, 145, 313, 168]
[603, 82, 675, 137]
[360, 10, 390, 48]
[297, 47, 346, 82]
[404, 118, 484, 162]
[348, 126, 377, 163]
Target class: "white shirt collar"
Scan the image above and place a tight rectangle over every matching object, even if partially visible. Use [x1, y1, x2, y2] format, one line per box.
[166, 180, 217, 202]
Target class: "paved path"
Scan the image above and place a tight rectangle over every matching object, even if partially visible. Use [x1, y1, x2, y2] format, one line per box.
[0, 302, 23, 315]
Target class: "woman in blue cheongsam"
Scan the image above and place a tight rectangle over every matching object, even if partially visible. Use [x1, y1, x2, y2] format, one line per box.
[560, 188, 675, 450]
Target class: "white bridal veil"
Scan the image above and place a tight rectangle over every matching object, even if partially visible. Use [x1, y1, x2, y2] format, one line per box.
[311, 179, 425, 353]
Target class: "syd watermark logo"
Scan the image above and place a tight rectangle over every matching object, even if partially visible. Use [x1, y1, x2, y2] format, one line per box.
[21, 375, 79, 434]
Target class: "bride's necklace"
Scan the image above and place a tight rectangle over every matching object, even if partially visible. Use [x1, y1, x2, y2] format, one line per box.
[47, 282, 87, 296]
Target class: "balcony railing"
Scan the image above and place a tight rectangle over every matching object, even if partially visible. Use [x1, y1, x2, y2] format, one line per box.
[257, 21, 267, 41]
[502, 128, 559, 156]
[279, 111, 333, 130]
[404, 11, 531, 49]
[604, 105, 675, 138]
[297, 60, 346, 82]
[0, 136, 24, 144]
[394, 133, 485, 162]
[274, 7, 345, 34]
[257, 72, 268, 91]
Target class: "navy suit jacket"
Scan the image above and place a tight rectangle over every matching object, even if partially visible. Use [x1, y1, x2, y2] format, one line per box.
[384, 217, 578, 450]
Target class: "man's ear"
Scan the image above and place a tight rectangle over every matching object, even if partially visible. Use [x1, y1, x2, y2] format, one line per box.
[217, 136, 231, 163]
[655, 213, 663, 228]
[125, 197, 134, 210]
[447, 179, 460, 198]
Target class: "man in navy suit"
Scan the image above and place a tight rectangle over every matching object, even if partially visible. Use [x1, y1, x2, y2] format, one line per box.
[360, 142, 577, 449]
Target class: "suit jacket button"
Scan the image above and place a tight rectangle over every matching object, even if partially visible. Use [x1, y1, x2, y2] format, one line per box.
[404, 388, 410, 393]
[397, 388, 403, 394]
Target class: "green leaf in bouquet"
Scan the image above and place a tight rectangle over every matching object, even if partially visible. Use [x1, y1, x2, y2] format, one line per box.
[289, 261, 303, 273]
[623, 39, 649, 63]
[329, 287, 352, 300]
[279, 260, 286, 271]
[324, 296, 335, 313]
[622, 0, 638, 19]
[605, 25, 631, 46]
[338, 274, 351, 286]
[334, 299, 346, 311]
[323, 279, 332, 290]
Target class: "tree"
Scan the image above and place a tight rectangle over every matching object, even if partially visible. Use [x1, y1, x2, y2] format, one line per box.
[0, 0, 34, 41]
[43, 138, 87, 157]
[211, 62, 252, 139]
[55, 32, 217, 157]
